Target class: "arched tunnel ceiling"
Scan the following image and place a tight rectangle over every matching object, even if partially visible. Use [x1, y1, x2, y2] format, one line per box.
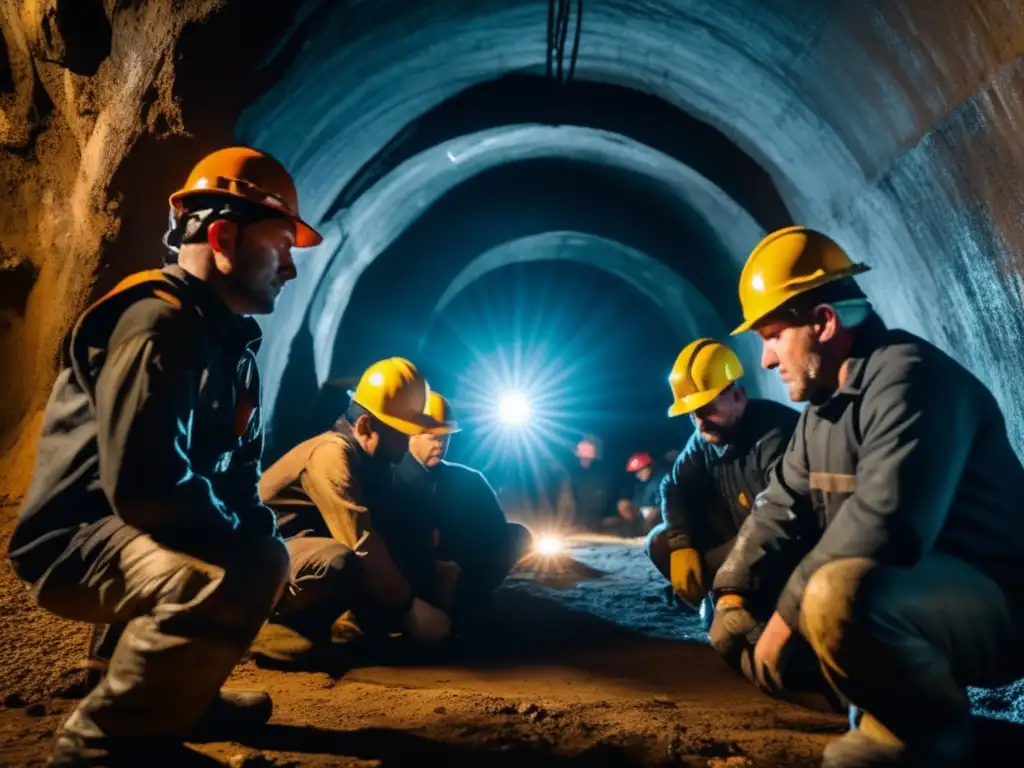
[260, 124, 764, 407]
[420, 231, 787, 405]
[241, 0, 1024, 455]
[319, 74, 793, 233]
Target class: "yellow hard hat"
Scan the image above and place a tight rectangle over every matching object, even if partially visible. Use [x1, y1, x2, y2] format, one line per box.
[668, 339, 744, 417]
[732, 226, 870, 334]
[349, 358, 437, 436]
[169, 146, 322, 248]
[424, 392, 462, 434]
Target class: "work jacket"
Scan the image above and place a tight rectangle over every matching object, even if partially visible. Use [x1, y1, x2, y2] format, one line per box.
[629, 469, 667, 510]
[714, 314, 1024, 628]
[260, 423, 415, 615]
[558, 460, 618, 530]
[392, 454, 509, 571]
[661, 399, 798, 552]
[8, 266, 270, 583]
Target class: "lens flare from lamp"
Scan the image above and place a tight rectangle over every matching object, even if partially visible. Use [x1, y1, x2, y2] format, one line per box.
[498, 391, 531, 425]
[536, 535, 563, 555]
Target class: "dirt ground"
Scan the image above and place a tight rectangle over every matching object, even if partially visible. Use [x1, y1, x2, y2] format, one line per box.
[2, 513, 1024, 767]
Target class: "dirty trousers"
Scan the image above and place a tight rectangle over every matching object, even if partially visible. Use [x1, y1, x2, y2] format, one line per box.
[270, 535, 362, 636]
[28, 516, 289, 740]
[801, 554, 1024, 756]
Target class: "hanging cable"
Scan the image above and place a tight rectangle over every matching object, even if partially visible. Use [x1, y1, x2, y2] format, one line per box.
[546, 0, 583, 86]
[545, 0, 555, 80]
[567, 0, 583, 82]
[555, 0, 569, 82]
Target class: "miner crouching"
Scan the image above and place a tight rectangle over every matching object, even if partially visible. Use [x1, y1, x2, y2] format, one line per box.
[711, 226, 1024, 767]
[251, 358, 457, 670]
[646, 340, 805, 635]
[6, 147, 321, 764]
[391, 392, 533, 631]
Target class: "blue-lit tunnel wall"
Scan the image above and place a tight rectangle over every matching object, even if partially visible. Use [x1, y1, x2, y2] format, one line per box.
[232, 0, 1024, 462]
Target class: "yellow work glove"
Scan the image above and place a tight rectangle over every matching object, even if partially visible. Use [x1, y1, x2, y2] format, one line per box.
[669, 547, 705, 606]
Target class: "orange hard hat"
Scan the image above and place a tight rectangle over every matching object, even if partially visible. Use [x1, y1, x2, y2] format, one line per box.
[169, 146, 322, 248]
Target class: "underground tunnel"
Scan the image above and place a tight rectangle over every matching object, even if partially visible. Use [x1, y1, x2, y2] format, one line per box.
[3, 1, 1024, 766]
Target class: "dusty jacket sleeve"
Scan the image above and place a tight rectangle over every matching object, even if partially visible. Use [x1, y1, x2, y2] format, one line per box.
[95, 325, 239, 539]
[773, 350, 978, 628]
[712, 415, 813, 599]
[302, 443, 413, 612]
[660, 435, 710, 551]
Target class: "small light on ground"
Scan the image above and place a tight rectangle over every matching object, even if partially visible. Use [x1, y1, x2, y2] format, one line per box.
[536, 535, 563, 555]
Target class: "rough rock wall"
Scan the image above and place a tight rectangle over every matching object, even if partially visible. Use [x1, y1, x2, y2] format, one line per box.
[0, 0, 297, 503]
[0, 0, 226, 501]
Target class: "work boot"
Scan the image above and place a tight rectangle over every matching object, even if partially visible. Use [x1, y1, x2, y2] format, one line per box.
[822, 713, 906, 767]
[48, 732, 216, 767]
[189, 689, 273, 742]
[250, 621, 351, 674]
[77, 658, 271, 741]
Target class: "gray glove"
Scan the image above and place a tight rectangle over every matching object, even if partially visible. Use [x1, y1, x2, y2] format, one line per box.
[709, 598, 760, 662]
[402, 597, 452, 645]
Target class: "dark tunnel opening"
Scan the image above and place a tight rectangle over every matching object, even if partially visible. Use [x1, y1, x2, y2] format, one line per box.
[418, 259, 689, 475]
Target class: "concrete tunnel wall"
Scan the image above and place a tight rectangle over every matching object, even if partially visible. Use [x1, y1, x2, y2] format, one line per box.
[3, 0, 1024, 500]
[237, 0, 1024, 456]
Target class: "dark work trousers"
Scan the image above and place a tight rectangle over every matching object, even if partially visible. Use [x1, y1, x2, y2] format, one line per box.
[91, 533, 353, 661]
[269, 535, 362, 639]
[30, 516, 289, 741]
[802, 553, 1024, 756]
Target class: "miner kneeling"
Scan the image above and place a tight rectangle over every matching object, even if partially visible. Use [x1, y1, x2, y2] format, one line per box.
[710, 226, 1024, 767]
[252, 358, 457, 669]
[392, 392, 532, 627]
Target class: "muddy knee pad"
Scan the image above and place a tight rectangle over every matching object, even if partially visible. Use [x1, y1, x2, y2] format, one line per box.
[645, 523, 671, 581]
[800, 557, 875, 675]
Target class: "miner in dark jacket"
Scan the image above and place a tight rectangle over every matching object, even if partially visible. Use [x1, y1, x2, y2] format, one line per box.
[393, 392, 532, 623]
[253, 358, 457, 670]
[556, 435, 618, 531]
[646, 340, 800, 625]
[617, 452, 665, 534]
[6, 147, 319, 764]
[712, 226, 1024, 768]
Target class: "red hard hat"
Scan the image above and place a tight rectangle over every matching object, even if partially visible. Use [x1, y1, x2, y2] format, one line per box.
[626, 452, 653, 473]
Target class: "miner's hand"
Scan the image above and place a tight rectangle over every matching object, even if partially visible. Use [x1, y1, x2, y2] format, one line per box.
[709, 594, 759, 661]
[669, 547, 705, 605]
